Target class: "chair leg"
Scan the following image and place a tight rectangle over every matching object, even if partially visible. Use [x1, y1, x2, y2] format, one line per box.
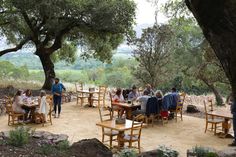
[109, 136, 112, 149]
[205, 122, 208, 133]
[175, 112, 177, 122]
[102, 134, 105, 143]
[76, 96, 79, 105]
[181, 111, 183, 121]
[138, 141, 141, 154]
[214, 123, 217, 135]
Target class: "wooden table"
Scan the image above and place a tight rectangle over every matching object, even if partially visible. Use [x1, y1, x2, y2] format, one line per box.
[112, 102, 140, 119]
[96, 119, 141, 148]
[208, 110, 233, 138]
[77, 90, 99, 107]
[22, 102, 39, 122]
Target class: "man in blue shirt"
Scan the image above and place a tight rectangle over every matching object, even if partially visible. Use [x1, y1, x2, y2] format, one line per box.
[51, 78, 66, 118]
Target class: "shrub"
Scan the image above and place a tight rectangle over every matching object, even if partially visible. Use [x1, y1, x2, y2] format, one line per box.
[157, 145, 179, 157]
[8, 126, 31, 147]
[56, 140, 70, 151]
[193, 146, 218, 157]
[37, 144, 57, 156]
[118, 148, 138, 157]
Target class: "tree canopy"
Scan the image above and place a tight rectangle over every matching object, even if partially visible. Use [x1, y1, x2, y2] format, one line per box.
[0, 0, 136, 89]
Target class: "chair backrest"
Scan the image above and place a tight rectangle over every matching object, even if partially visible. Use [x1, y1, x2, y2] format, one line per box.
[203, 100, 210, 121]
[98, 107, 111, 122]
[207, 98, 214, 111]
[179, 92, 186, 105]
[130, 120, 143, 140]
[5, 104, 13, 114]
[98, 86, 107, 107]
[75, 83, 83, 92]
[138, 87, 143, 96]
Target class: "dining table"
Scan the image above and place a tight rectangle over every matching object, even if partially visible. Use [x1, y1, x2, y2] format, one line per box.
[208, 110, 233, 138]
[111, 101, 141, 119]
[96, 119, 142, 148]
[76, 89, 100, 107]
[22, 99, 39, 123]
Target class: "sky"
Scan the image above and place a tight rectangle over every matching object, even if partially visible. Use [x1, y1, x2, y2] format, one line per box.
[134, 0, 167, 25]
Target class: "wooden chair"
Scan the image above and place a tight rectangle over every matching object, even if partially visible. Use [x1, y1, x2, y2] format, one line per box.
[206, 98, 214, 111]
[6, 104, 25, 126]
[119, 120, 143, 153]
[204, 100, 224, 135]
[171, 92, 186, 122]
[92, 86, 107, 107]
[98, 107, 118, 148]
[109, 91, 122, 118]
[75, 83, 88, 106]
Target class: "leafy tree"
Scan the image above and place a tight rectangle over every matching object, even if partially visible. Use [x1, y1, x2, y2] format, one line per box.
[0, 0, 136, 89]
[132, 24, 174, 88]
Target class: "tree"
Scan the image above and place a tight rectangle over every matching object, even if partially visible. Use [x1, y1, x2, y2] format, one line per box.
[0, 0, 136, 89]
[132, 25, 174, 88]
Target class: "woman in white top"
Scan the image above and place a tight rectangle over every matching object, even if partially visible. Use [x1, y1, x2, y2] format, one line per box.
[112, 88, 125, 102]
[37, 90, 49, 122]
[12, 90, 26, 114]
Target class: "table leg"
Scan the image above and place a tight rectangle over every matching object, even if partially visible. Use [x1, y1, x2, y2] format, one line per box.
[117, 131, 125, 149]
[126, 108, 132, 120]
[88, 93, 93, 107]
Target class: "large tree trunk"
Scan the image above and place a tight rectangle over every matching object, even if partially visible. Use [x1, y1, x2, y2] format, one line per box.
[38, 54, 55, 90]
[185, 0, 236, 105]
[208, 83, 223, 106]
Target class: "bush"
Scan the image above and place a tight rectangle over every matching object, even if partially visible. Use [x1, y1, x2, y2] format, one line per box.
[193, 146, 218, 157]
[157, 145, 179, 157]
[8, 126, 31, 147]
[37, 144, 57, 156]
[118, 148, 138, 157]
[56, 140, 70, 151]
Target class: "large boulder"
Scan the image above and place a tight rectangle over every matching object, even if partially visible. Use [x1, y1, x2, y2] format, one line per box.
[70, 138, 112, 157]
[186, 105, 200, 113]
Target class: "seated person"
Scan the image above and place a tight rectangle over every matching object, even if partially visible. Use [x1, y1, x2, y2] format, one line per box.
[168, 87, 180, 110]
[22, 89, 32, 104]
[12, 90, 25, 114]
[128, 85, 140, 101]
[143, 84, 155, 96]
[35, 90, 49, 123]
[132, 90, 150, 115]
[113, 88, 125, 102]
[156, 90, 163, 100]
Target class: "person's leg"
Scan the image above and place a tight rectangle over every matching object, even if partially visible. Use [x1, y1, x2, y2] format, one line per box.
[58, 96, 62, 117]
[53, 96, 58, 117]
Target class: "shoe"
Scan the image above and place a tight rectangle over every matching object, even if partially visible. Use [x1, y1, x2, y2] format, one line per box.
[228, 142, 236, 146]
[54, 115, 57, 118]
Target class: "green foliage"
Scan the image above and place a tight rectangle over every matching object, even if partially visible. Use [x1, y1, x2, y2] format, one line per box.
[8, 126, 31, 147]
[37, 140, 70, 156]
[157, 145, 179, 157]
[118, 148, 137, 157]
[192, 146, 218, 157]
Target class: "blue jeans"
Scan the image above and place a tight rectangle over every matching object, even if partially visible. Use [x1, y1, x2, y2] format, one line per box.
[53, 95, 62, 114]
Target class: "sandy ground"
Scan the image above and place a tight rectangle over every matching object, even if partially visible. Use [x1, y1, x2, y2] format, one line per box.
[0, 101, 233, 157]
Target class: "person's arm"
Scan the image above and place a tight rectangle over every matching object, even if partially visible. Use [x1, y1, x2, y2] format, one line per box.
[61, 83, 66, 91]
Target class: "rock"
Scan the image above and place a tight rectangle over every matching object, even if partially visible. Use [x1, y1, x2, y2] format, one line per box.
[53, 134, 69, 143]
[2, 131, 10, 138]
[186, 105, 199, 113]
[32, 131, 45, 138]
[138, 150, 158, 157]
[217, 148, 236, 157]
[70, 138, 112, 157]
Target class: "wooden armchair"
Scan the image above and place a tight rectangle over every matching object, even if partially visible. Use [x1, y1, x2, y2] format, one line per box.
[119, 120, 143, 153]
[98, 107, 118, 148]
[204, 101, 224, 135]
[92, 86, 107, 108]
[75, 83, 88, 106]
[6, 104, 25, 126]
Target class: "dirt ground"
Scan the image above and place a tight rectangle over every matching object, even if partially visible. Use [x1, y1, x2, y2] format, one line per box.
[0, 101, 233, 157]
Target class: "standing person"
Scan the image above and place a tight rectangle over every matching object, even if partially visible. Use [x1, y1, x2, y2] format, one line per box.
[51, 78, 66, 118]
[38, 90, 49, 122]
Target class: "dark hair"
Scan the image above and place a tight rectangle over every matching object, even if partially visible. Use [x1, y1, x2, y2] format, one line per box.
[172, 88, 177, 92]
[132, 85, 137, 90]
[14, 90, 22, 101]
[116, 88, 122, 96]
[55, 78, 60, 81]
[24, 89, 32, 97]
[143, 90, 149, 95]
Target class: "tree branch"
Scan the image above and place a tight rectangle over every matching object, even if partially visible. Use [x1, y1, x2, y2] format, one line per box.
[0, 38, 29, 56]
